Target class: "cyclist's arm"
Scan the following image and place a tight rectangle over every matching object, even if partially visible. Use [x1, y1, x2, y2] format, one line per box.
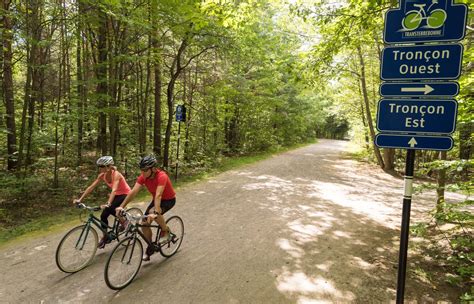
[153, 185, 165, 213]
[76, 175, 102, 203]
[119, 182, 141, 209]
[106, 172, 120, 206]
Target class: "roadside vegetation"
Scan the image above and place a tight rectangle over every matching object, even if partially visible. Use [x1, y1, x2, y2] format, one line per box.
[0, 0, 471, 300]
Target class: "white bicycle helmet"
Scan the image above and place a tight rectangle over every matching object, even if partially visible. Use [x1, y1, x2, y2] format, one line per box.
[96, 156, 114, 166]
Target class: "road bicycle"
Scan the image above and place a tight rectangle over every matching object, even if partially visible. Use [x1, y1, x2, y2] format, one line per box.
[55, 203, 143, 273]
[402, 2, 446, 31]
[104, 209, 184, 290]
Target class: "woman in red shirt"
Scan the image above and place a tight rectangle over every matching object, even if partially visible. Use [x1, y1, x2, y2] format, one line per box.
[116, 155, 176, 261]
[74, 156, 131, 248]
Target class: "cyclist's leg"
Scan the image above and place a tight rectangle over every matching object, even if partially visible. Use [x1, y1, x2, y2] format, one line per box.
[99, 197, 125, 248]
[160, 198, 176, 215]
[141, 201, 155, 243]
[109, 195, 127, 228]
[141, 201, 156, 260]
[101, 194, 127, 227]
[99, 207, 113, 248]
[110, 194, 127, 213]
[100, 207, 113, 233]
[156, 198, 176, 241]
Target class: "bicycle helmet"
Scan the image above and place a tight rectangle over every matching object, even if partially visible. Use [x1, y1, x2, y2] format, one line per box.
[139, 155, 157, 169]
[96, 156, 114, 166]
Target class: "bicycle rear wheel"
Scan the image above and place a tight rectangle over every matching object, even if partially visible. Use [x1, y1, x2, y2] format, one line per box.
[104, 236, 143, 290]
[160, 216, 184, 258]
[55, 224, 98, 273]
[402, 11, 421, 30]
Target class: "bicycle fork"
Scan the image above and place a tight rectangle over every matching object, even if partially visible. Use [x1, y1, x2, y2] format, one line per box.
[76, 222, 92, 250]
[121, 237, 138, 265]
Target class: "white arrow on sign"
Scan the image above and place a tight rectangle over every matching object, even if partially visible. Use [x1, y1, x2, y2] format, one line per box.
[408, 137, 418, 148]
[401, 85, 434, 95]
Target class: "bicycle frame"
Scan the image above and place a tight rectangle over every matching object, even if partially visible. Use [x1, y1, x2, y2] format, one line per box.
[116, 221, 165, 264]
[130, 221, 163, 248]
[75, 213, 119, 250]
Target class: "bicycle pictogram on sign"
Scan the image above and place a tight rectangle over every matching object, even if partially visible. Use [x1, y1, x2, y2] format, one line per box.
[383, 0, 467, 43]
[401, 0, 447, 31]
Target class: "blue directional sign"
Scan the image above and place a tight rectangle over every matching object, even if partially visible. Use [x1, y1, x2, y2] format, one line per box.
[380, 82, 459, 97]
[176, 105, 186, 122]
[376, 99, 457, 134]
[375, 134, 453, 151]
[384, 0, 468, 44]
[381, 44, 463, 81]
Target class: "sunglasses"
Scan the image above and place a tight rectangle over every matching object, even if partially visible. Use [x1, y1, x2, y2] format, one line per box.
[97, 165, 106, 168]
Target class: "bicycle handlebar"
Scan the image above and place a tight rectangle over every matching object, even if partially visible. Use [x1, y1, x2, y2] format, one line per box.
[120, 209, 148, 222]
[75, 202, 101, 212]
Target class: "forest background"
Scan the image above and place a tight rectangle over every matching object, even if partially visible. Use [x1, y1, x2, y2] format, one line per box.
[0, 0, 472, 300]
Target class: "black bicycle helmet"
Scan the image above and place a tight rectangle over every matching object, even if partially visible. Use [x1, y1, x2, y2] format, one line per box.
[139, 155, 157, 169]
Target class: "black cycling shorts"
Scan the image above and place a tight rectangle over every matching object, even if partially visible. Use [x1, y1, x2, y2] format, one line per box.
[144, 198, 176, 215]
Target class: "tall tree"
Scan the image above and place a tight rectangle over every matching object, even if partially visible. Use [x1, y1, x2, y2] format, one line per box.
[76, 0, 85, 165]
[95, 7, 108, 155]
[2, 0, 17, 170]
[151, 0, 162, 159]
[357, 45, 384, 168]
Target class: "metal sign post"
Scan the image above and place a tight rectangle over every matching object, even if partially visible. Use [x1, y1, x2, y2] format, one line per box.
[377, 0, 467, 302]
[175, 121, 181, 182]
[397, 149, 415, 303]
[175, 105, 186, 182]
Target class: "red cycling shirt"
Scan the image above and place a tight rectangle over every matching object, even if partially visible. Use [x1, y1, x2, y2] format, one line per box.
[137, 170, 176, 200]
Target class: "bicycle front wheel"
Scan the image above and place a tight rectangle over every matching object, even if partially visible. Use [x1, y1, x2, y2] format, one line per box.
[160, 216, 184, 258]
[104, 236, 143, 290]
[55, 224, 98, 273]
[427, 9, 447, 28]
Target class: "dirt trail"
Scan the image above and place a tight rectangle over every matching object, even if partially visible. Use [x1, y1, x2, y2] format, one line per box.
[0, 139, 463, 303]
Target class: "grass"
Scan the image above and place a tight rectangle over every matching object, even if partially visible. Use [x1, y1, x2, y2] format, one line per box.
[0, 139, 316, 248]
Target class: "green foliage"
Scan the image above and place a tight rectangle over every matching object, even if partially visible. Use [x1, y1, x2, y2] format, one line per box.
[412, 196, 473, 299]
[418, 159, 473, 193]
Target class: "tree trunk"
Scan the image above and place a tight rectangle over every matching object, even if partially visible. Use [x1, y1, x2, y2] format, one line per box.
[108, 19, 119, 157]
[18, 47, 31, 170]
[458, 123, 471, 161]
[164, 73, 178, 168]
[357, 81, 369, 151]
[184, 64, 197, 161]
[76, 1, 85, 165]
[164, 37, 188, 168]
[153, 47, 162, 159]
[357, 45, 384, 168]
[137, 62, 147, 153]
[143, 36, 152, 153]
[2, 0, 18, 170]
[25, 0, 43, 166]
[382, 149, 395, 171]
[96, 9, 108, 155]
[150, 0, 162, 160]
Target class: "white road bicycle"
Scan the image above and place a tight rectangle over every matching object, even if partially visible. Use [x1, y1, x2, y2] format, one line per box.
[104, 209, 184, 290]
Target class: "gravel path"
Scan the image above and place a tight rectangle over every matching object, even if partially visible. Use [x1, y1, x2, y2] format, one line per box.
[0, 139, 463, 303]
